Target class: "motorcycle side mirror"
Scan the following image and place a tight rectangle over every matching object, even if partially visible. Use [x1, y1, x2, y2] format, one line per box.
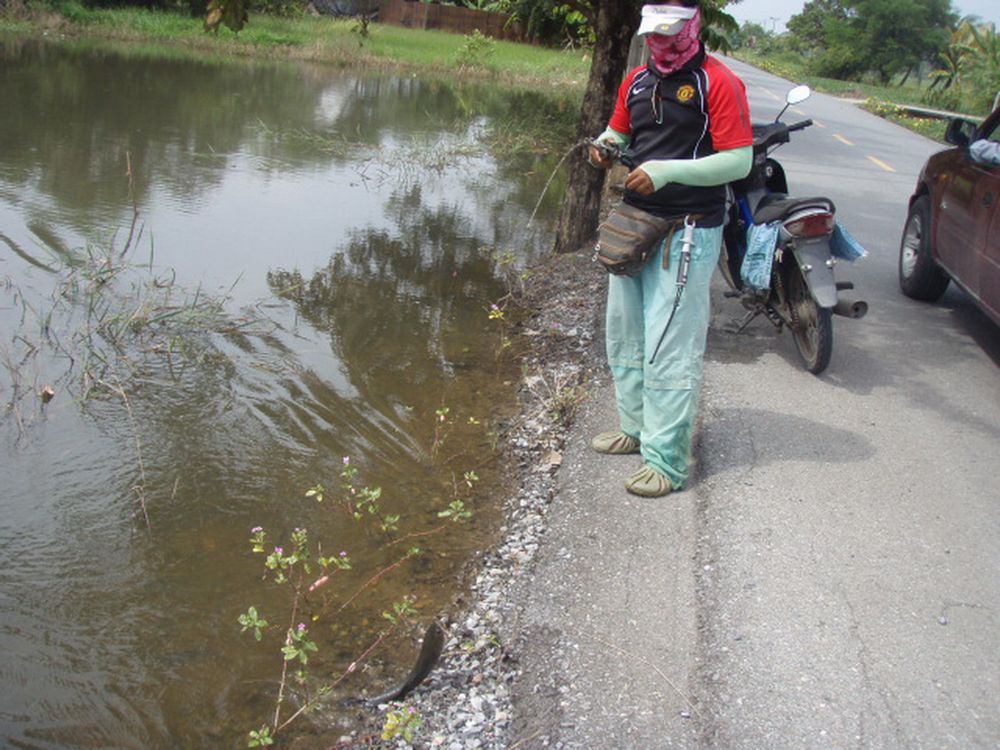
[775, 85, 812, 122]
[786, 85, 811, 105]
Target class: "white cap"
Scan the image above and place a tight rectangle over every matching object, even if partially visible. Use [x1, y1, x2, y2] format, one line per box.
[637, 4, 697, 36]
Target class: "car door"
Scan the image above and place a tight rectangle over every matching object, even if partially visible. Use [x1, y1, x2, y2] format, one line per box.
[935, 114, 1000, 304]
[982, 173, 1000, 324]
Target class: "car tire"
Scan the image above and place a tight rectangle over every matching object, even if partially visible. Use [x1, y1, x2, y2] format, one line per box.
[899, 195, 950, 302]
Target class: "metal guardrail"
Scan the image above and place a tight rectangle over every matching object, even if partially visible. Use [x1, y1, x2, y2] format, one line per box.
[892, 103, 984, 123]
[841, 97, 984, 123]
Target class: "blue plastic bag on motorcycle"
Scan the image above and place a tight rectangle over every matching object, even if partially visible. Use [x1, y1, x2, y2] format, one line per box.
[831, 222, 867, 261]
[741, 220, 866, 289]
[741, 221, 780, 290]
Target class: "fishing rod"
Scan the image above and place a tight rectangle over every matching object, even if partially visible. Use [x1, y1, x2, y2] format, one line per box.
[526, 138, 636, 228]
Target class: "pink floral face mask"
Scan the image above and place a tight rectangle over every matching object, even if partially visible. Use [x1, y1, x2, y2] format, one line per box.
[645, 10, 701, 75]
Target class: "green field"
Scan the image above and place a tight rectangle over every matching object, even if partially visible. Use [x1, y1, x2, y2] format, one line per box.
[0, 2, 592, 93]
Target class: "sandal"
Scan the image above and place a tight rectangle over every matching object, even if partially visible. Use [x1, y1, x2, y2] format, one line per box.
[624, 464, 673, 497]
[591, 430, 640, 455]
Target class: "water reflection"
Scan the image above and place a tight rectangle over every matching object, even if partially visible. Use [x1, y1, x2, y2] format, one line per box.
[0, 35, 571, 747]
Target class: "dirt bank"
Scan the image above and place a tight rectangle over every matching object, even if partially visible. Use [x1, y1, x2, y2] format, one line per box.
[318, 248, 609, 748]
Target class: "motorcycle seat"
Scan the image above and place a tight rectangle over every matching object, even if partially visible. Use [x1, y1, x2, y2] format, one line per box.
[753, 195, 836, 224]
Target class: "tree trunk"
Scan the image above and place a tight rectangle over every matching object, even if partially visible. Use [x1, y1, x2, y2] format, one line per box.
[553, 0, 641, 254]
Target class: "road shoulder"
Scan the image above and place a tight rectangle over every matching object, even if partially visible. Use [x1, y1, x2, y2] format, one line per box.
[506, 388, 702, 748]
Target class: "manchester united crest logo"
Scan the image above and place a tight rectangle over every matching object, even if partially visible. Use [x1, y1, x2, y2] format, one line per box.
[677, 84, 696, 103]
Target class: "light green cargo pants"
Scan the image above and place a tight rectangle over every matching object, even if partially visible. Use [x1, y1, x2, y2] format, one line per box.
[605, 225, 722, 489]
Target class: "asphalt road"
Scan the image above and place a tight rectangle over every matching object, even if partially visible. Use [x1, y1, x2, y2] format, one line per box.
[696, 57, 1000, 749]
[509, 59, 999, 748]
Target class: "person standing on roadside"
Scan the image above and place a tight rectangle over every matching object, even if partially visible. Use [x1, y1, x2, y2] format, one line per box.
[588, 0, 753, 497]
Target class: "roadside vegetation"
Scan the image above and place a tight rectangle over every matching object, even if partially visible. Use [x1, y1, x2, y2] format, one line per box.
[729, 0, 1000, 140]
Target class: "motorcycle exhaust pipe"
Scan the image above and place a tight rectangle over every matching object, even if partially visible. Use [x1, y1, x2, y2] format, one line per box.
[833, 298, 868, 319]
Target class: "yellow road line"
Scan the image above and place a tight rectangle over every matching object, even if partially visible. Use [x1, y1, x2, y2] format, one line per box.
[762, 89, 781, 101]
[867, 155, 897, 173]
[813, 121, 827, 128]
[793, 107, 808, 116]
[833, 133, 855, 146]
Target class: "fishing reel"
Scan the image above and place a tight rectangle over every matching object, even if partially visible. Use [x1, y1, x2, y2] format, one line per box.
[590, 138, 623, 163]
[589, 138, 636, 169]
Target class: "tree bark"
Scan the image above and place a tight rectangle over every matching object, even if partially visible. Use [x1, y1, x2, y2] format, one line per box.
[553, 0, 641, 254]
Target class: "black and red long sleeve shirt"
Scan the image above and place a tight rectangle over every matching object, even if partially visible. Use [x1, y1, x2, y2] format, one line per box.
[609, 48, 753, 226]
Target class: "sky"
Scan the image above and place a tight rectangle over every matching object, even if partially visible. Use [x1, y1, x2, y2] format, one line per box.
[727, 0, 1000, 33]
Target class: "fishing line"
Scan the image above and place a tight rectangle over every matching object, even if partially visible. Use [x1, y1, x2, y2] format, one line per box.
[525, 138, 592, 228]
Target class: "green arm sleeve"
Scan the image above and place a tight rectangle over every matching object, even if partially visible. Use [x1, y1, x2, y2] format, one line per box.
[639, 146, 752, 191]
[595, 126, 630, 149]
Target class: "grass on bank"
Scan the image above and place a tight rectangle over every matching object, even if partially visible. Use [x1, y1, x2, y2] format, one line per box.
[0, 1, 592, 91]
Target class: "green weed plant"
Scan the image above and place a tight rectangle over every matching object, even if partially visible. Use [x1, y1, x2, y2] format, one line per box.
[238, 413, 482, 746]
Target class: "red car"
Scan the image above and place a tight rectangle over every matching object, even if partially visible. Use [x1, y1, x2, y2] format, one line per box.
[899, 106, 1000, 326]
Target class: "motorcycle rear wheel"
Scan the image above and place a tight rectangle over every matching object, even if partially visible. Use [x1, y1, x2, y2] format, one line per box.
[786, 263, 833, 374]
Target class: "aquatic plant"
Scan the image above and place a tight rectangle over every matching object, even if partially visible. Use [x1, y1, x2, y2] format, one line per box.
[238, 438, 481, 746]
[0, 219, 271, 428]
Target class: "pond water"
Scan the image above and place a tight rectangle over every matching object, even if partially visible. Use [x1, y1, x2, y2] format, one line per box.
[0, 35, 572, 748]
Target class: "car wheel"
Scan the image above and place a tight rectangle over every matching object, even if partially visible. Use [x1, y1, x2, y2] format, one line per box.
[899, 195, 950, 302]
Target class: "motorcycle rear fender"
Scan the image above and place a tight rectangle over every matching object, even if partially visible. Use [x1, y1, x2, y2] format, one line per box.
[790, 238, 838, 308]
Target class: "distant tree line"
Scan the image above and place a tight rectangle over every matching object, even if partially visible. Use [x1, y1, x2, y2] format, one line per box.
[730, 0, 1000, 114]
[786, 0, 953, 83]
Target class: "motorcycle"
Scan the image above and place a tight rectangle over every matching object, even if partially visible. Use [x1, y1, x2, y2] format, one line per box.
[718, 85, 868, 375]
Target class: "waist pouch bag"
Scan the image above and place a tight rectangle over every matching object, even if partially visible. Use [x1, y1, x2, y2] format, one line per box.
[595, 203, 674, 276]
